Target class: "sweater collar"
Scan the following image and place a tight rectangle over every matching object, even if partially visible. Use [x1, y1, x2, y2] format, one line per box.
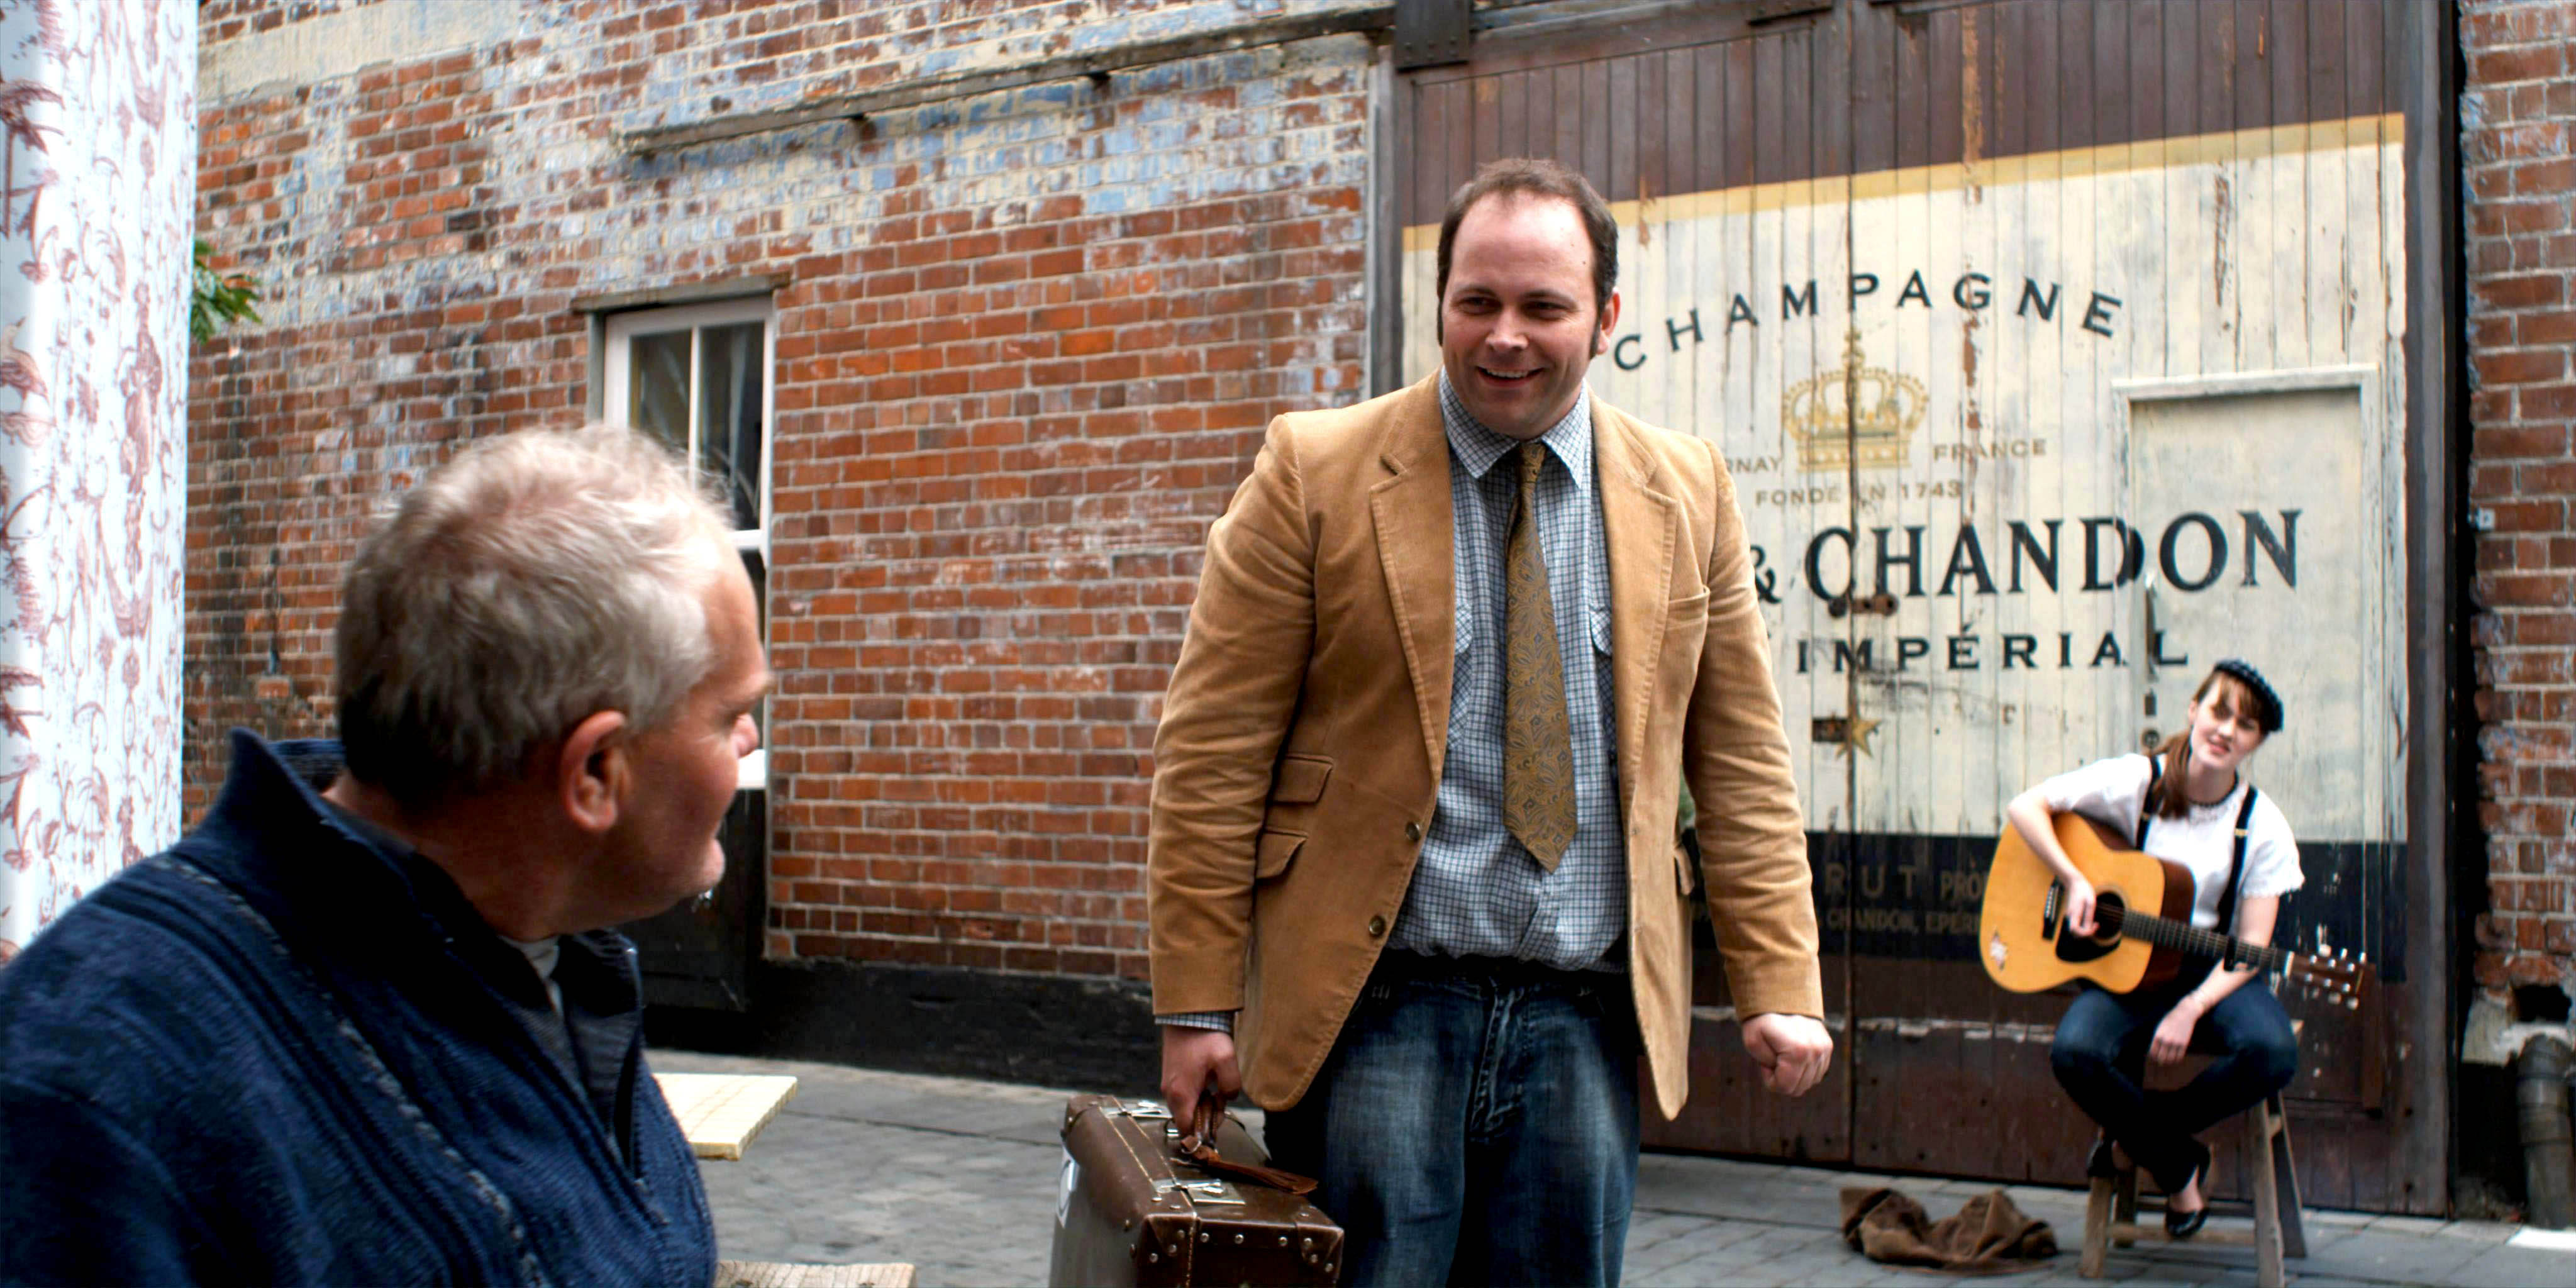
[184, 731, 582, 1010]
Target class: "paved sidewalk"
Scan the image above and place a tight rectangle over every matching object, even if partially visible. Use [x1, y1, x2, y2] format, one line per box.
[663, 1050, 2568, 1287]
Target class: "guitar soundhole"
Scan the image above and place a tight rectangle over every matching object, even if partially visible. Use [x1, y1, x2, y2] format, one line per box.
[2093, 891, 2125, 936]
[2052, 890, 2124, 965]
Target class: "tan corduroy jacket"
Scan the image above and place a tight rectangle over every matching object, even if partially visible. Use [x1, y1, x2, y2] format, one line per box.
[1147, 376, 1823, 1121]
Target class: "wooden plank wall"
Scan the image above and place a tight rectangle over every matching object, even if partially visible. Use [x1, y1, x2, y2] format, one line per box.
[1392, 0, 2422, 1208]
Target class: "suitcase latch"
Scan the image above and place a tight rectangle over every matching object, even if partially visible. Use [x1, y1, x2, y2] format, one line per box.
[1155, 1177, 1247, 1205]
[1104, 1099, 1175, 1121]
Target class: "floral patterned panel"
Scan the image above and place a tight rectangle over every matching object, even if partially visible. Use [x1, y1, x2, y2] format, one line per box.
[0, 0, 191, 960]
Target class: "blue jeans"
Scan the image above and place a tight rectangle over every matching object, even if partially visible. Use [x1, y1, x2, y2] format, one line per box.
[1262, 952, 1640, 1288]
[2049, 967, 2298, 1193]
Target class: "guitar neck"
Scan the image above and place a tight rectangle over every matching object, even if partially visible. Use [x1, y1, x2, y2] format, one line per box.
[2099, 905, 2288, 974]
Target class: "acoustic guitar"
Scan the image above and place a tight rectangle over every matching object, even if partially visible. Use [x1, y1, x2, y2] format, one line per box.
[1976, 811, 2368, 1006]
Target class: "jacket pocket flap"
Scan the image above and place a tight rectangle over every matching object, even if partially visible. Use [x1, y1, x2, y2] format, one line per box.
[1255, 830, 1307, 880]
[1270, 755, 1333, 804]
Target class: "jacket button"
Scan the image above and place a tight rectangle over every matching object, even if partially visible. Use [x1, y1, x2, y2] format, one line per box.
[1367, 915, 1387, 938]
[1404, 821, 1423, 843]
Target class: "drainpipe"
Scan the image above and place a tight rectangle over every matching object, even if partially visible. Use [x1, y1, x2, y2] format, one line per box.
[2518, 1035, 2573, 1229]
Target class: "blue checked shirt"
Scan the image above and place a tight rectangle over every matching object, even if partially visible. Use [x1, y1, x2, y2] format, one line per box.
[1161, 377, 1626, 1031]
[1393, 375, 1626, 970]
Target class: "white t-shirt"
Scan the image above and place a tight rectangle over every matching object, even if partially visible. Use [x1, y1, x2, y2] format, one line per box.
[2038, 753, 2302, 931]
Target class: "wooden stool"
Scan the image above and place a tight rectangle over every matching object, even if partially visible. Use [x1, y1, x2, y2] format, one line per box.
[2078, 1094, 2306, 1288]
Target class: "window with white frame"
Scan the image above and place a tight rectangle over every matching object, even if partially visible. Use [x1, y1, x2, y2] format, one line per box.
[603, 297, 774, 790]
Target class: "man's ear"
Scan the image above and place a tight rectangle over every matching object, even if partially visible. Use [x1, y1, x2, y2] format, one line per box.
[556, 710, 631, 835]
[1592, 287, 1623, 357]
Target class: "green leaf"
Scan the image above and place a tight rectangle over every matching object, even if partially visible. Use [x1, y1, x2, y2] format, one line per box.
[190, 237, 262, 346]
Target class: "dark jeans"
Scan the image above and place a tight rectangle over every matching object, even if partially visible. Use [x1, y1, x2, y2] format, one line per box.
[2048, 966, 2298, 1193]
[1262, 952, 1640, 1288]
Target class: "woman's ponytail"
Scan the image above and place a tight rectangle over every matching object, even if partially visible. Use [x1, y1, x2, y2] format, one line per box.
[2145, 727, 2194, 821]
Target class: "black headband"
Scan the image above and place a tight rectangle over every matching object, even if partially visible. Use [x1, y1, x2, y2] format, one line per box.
[2210, 658, 2284, 733]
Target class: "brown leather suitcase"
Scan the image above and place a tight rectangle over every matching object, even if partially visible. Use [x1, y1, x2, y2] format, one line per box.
[1048, 1094, 1343, 1287]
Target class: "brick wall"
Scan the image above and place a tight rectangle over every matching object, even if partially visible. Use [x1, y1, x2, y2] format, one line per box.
[189, 0, 1375, 983]
[2460, 0, 2576, 1009]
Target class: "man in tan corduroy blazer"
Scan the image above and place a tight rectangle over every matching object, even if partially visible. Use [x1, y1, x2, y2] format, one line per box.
[1150, 159, 1829, 1287]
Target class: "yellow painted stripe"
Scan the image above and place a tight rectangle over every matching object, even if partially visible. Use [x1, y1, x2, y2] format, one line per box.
[1401, 111, 2402, 252]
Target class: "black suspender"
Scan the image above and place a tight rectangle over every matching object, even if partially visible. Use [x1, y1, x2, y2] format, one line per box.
[2133, 755, 2262, 947]
[2213, 786, 2261, 951]
[2135, 754, 2160, 848]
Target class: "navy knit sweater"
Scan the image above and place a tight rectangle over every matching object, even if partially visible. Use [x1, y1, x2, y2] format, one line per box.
[0, 733, 718, 1285]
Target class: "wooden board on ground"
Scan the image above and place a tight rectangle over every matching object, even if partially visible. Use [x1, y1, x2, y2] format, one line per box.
[657, 1072, 799, 1160]
[713, 1260, 917, 1288]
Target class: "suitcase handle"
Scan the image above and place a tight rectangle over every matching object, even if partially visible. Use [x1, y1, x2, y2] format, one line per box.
[1175, 1102, 1320, 1196]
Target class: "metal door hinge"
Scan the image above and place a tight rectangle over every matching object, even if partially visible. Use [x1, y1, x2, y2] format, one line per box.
[1826, 592, 1898, 618]
[1395, 0, 1471, 70]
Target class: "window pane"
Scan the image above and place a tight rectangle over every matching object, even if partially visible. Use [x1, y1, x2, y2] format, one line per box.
[626, 329, 692, 456]
[698, 321, 765, 531]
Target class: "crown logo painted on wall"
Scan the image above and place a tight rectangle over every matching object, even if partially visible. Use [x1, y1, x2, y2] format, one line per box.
[1783, 328, 1928, 472]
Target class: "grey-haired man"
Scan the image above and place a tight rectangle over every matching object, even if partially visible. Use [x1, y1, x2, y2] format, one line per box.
[0, 426, 767, 1285]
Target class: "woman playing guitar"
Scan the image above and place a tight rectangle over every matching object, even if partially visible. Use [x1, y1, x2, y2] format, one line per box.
[2001, 659, 2301, 1238]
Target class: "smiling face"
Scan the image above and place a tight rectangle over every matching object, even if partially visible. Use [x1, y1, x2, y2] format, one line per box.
[1438, 193, 1621, 441]
[2185, 674, 2270, 779]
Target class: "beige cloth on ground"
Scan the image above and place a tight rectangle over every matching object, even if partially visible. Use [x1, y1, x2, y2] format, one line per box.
[1839, 1185, 2059, 1274]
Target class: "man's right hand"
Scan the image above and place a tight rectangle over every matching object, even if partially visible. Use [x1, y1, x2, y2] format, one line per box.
[1159, 1025, 1242, 1141]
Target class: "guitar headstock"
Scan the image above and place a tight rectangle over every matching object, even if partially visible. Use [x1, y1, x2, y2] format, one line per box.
[2284, 945, 2373, 1009]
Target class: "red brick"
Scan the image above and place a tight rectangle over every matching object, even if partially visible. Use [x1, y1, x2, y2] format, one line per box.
[2490, 498, 2570, 532]
[2476, 43, 2565, 86]
[2475, 272, 2565, 309]
[2484, 572, 2575, 609]
[2514, 157, 2576, 196]
[2524, 462, 2576, 494]
[2478, 423, 2570, 458]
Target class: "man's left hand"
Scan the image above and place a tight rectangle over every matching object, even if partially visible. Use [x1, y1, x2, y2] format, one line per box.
[1742, 1013, 1833, 1097]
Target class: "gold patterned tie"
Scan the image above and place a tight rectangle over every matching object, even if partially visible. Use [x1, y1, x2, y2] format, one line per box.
[1502, 444, 1577, 870]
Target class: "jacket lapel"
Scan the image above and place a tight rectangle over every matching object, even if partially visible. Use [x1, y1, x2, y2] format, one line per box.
[1594, 397, 1681, 828]
[1368, 379, 1457, 779]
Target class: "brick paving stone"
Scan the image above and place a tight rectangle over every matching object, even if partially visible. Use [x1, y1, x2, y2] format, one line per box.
[2368, 1214, 2464, 1238]
[1623, 1213, 1768, 1279]
[2445, 1241, 2573, 1285]
[661, 1052, 2548, 1288]
[2438, 1219, 2520, 1243]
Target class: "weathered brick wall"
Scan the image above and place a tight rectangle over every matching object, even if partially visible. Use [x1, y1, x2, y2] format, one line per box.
[190, 0, 1375, 982]
[2461, 0, 2576, 1009]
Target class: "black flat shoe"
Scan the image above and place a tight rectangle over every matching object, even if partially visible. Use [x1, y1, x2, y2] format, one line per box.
[2163, 1145, 2212, 1239]
[2163, 1202, 2209, 1239]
